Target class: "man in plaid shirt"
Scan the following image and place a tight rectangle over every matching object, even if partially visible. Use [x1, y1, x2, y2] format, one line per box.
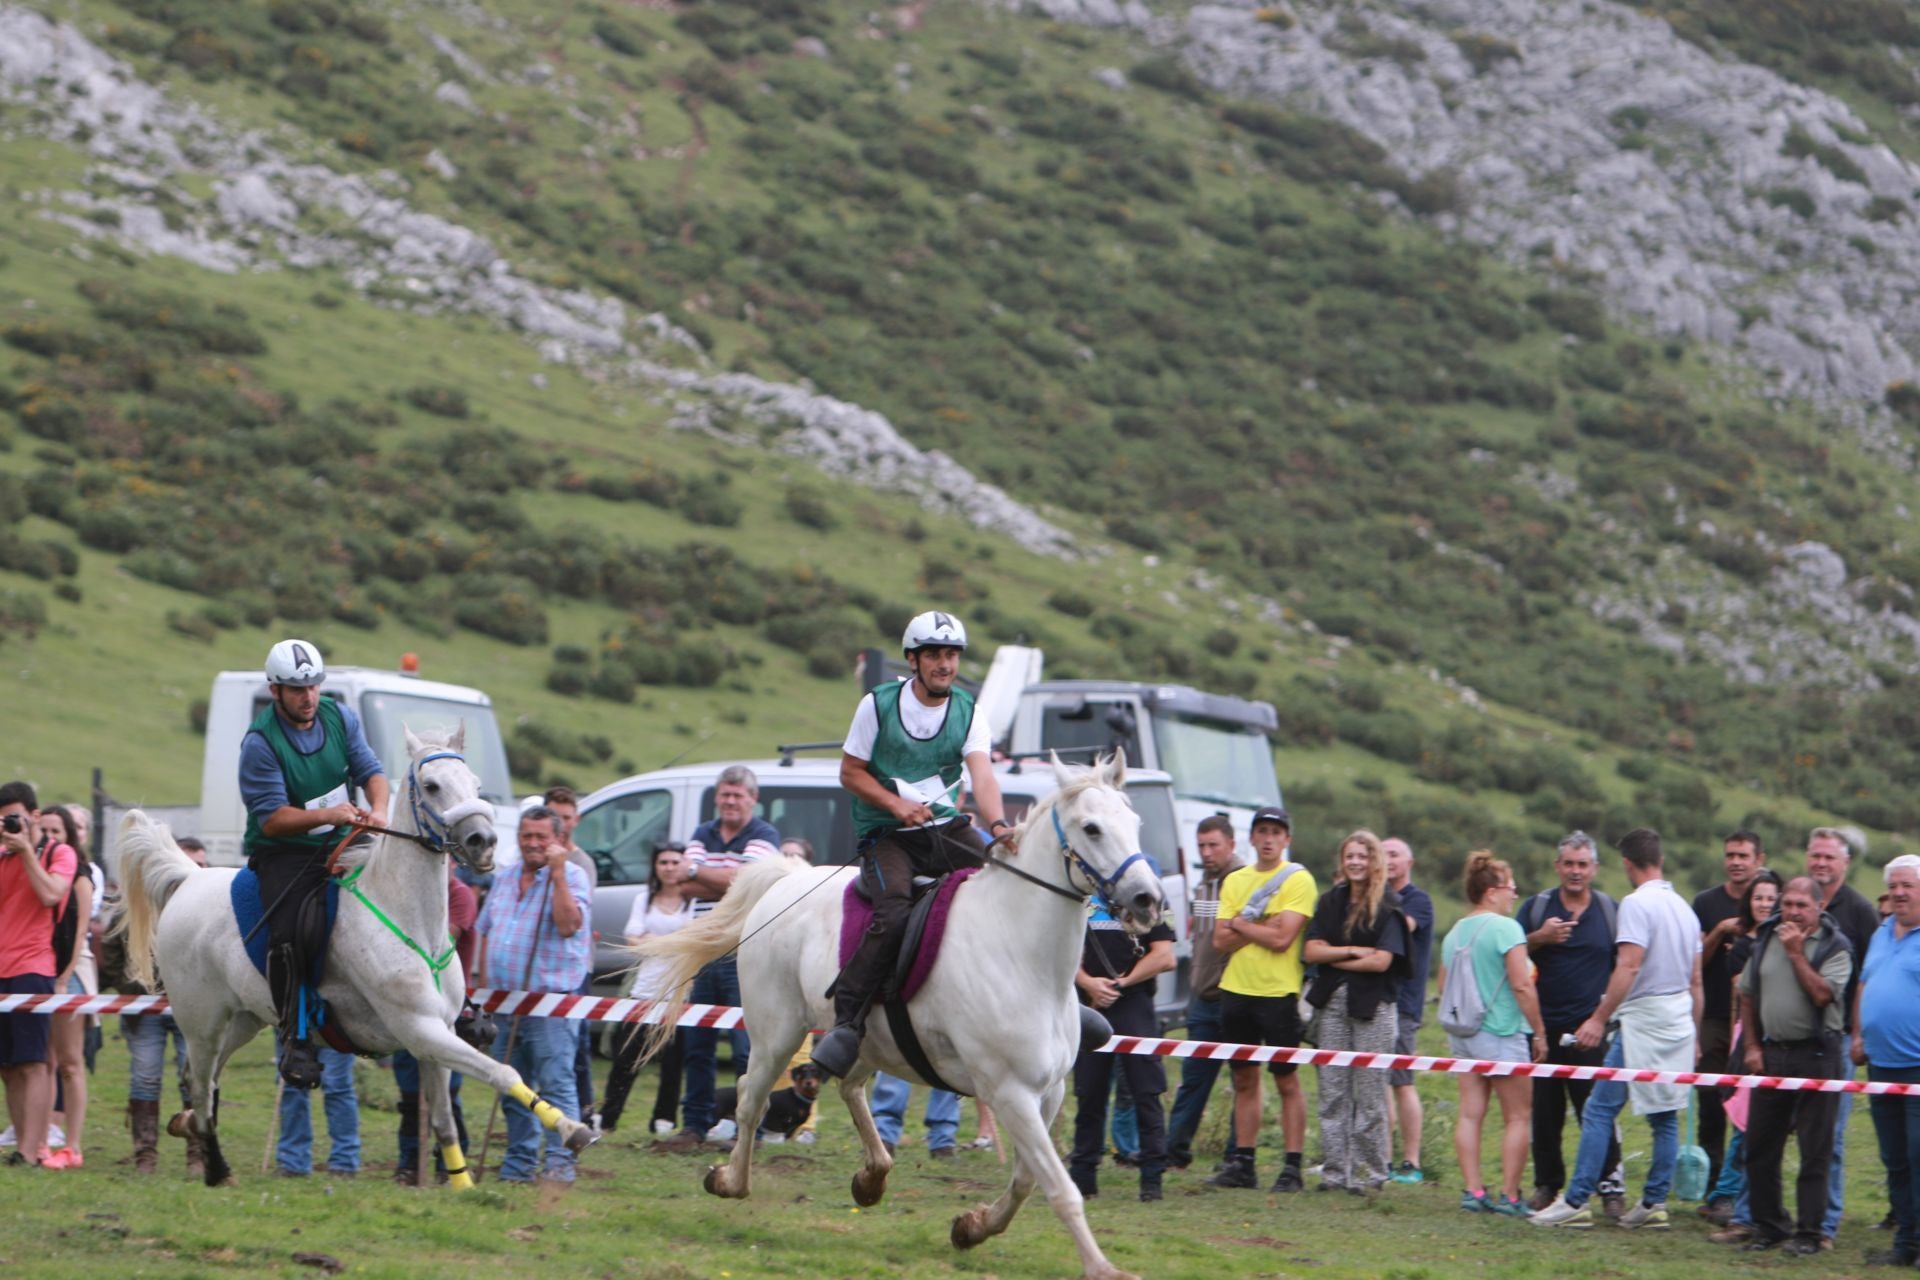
[477, 806, 591, 1183]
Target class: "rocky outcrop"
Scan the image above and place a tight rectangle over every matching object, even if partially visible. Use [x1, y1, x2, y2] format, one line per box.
[0, 6, 1077, 558]
[1011, 0, 1920, 453]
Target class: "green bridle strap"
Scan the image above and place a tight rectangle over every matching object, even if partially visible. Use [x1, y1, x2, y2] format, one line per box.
[333, 863, 458, 991]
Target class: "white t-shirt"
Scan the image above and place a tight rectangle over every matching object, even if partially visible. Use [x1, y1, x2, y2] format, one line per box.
[841, 683, 992, 763]
[1616, 878, 1700, 1002]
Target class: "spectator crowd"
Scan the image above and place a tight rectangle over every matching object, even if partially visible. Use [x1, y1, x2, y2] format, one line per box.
[14, 762, 1920, 1268]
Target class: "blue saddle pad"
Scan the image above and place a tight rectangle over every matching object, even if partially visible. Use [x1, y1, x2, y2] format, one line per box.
[232, 866, 339, 979]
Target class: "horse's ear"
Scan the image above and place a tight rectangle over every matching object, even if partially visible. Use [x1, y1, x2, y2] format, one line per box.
[451, 720, 466, 752]
[1106, 748, 1127, 787]
[1050, 750, 1072, 790]
[404, 725, 424, 756]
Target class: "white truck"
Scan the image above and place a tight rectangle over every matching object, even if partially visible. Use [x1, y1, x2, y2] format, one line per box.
[114, 659, 521, 870]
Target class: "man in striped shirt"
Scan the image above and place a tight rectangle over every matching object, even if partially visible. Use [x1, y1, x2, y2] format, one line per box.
[659, 766, 780, 1147]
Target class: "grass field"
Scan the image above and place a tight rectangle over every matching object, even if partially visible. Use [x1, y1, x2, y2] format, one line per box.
[1, 1018, 1900, 1280]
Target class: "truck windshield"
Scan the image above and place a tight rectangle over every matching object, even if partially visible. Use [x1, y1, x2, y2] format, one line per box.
[359, 691, 515, 803]
[1153, 715, 1280, 809]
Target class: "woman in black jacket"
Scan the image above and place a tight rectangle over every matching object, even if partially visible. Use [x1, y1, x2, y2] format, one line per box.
[1302, 829, 1409, 1192]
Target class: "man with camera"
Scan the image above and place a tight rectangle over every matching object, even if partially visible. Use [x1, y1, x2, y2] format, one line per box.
[0, 780, 76, 1167]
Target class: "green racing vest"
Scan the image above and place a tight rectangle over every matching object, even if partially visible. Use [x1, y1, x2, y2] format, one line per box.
[852, 682, 977, 837]
[243, 697, 354, 858]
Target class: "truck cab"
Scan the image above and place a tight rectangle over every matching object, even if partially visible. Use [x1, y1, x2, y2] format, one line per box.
[1007, 679, 1283, 877]
[194, 665, 519, 867]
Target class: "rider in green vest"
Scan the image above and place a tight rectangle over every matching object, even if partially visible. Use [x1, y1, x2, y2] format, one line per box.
[812, 611, 1010, 1078]
[240, 639, 389, 1088]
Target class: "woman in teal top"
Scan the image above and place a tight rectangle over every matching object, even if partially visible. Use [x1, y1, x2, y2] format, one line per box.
[1439, 850, 1547, 1217]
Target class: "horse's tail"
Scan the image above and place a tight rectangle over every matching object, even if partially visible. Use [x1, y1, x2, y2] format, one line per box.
[628, 855, 804, 1063]
[110, 809, 199, 993]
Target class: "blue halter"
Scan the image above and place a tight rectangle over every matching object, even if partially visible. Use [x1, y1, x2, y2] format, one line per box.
[1049, 802, 1160, 915]
[407, 750, 469, 853]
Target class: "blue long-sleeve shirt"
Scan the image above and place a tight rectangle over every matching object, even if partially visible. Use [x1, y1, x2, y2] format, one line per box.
[239, 701, 386, 826]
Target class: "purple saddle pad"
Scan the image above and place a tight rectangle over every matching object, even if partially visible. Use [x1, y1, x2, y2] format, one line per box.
[839, 868, 978, 1003]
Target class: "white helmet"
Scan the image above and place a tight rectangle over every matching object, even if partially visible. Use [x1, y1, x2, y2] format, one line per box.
[265, 638, 327, 687]
[901, 610, 967, 656]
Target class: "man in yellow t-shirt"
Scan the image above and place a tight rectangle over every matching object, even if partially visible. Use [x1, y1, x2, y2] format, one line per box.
[1207, 806, 1317, 1192]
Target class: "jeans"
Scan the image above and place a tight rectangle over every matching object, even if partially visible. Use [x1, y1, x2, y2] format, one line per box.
[1825, 1088, 1853, 1239]
[1869, 1064, 1920, 1257]
[1533, 1023, 1623, 1193]
[492, 1016, 580, 1182]
[1708, 1127, 1746, 1205]
[122, 1013, 189, 1107]
[1566, 1035, 1678, 1207]
[573, 977, 596, 1115]
[1167, 994, 1235, 1160]
[870, 1072, 960, 1150]
[681, 955, 749, 1136]
[1111, 1071, 1138, 1157]
[276, 1040, 361, 1174]
[392, 1049, 465, 1176]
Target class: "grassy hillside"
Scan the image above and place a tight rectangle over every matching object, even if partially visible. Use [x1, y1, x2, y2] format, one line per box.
[0, 0, 1915, 894]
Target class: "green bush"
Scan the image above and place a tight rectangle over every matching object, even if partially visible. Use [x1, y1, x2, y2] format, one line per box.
[405, 384, 471, 418]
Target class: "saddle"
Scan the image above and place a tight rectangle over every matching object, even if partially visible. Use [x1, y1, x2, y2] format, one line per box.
[231, 868, 359, 1055]
[838, 869, 979, 1095]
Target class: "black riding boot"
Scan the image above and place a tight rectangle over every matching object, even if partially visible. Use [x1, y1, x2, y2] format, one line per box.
[268, 944, 323, 1090]
[812, 924, 900, 1078]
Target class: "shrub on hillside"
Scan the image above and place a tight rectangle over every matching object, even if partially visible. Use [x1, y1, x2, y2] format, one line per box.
[405, 384, 470, 419]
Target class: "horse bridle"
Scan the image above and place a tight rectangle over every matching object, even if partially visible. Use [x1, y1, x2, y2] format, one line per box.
[982, 798, 1159, 915]
[324, 750, 490, 868]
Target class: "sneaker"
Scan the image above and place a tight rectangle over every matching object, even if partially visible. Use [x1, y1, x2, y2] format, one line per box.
[1271, 1166, 1304, 1193]
[46, 1123, 65, 1149]
[1528, 1195, 1594, 1228]
[707, 1120, 738, 1143]
[795, 1131, 817, 1146]
[1865, 1246, 1919, 1265]
[1877, 1211, 1898, 1231]
[1601, 1192, 1627, 1221]
[1700, 1199, 1734, 1227]
[1709, 1225, 1756, 1245]
[42, 1147, 82, 1170]
[1460, 1190, 1491, 1213]
[1781, 1238, 1823, 1257]
[1527, 1186, 1559, 1212]
[929, 1146, 956, 1160]
[651, 1119, 675, 1136]
[0, 1125, 13, 1148]
[1391, 1162, 1425, 1185]
[1741, 1237, 1786, 1253]
[1618, 1201, 1669, 1230]
[1819, 1237, 1835, 1251]
[1490, 1195, 1530, 1217]
[651, 1130, 708, 1152]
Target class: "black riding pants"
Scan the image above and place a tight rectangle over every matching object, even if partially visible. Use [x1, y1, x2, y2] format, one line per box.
[248, 844, 333, 976]
[1071, 993, 1167, 1183]
[835, 820, 988, 1017]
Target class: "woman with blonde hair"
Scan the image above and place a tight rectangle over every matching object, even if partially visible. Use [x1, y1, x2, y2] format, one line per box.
[1302, 829, 1409, 1192]
[1439, 850, 1547, 1215]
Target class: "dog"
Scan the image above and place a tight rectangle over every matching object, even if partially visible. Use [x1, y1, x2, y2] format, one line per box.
[712, 1061, 827, 1140]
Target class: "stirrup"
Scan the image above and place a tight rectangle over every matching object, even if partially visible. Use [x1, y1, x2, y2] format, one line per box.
[279, 1037, 323, 1090]
[812, 1025, 863, 1078]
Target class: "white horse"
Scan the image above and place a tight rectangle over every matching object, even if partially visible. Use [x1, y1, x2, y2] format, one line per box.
[637, 752, 1165, 1280]
[115, 725, 593, 1186]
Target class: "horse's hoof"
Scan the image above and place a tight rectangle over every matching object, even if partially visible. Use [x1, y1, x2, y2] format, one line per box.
[951, 1207, 989, 1250]
[851, 1169, 887, 1208]
[703, 1164, 742, 1198]
[562, 1124, 597, 1154]
[167, 1111, 193, 1139]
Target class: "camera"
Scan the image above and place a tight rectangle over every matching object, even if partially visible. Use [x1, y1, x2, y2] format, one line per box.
[1, 814, 23, 835]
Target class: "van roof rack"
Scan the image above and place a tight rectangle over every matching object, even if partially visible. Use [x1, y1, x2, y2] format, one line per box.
[998, 746, 1103, 774]
[775, 741, 842, 767]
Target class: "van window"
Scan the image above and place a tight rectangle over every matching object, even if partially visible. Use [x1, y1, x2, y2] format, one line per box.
[575, 789, 673, 886]
[1125, 782, 1180, 868]
[700, 785, 853, 865]
[1038, 699, 1144, 772]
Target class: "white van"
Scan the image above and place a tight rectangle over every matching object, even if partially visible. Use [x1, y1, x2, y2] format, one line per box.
[574, 754, 1193, 1027]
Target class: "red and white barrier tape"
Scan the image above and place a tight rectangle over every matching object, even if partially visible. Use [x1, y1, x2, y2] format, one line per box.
[5, 990, 1903, 1096]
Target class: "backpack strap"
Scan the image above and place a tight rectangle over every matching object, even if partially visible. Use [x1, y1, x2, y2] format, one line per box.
[1594, 891, 1618, 940]
[1521, 890, 1554, 935]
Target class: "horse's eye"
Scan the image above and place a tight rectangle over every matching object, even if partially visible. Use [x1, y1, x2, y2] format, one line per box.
[1082, 822, 1102, 839]
[425, 781, 441, 794]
